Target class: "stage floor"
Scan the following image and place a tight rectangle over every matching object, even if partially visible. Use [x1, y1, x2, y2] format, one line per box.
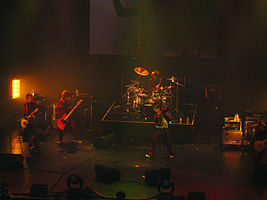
[0, 128, 266, 200]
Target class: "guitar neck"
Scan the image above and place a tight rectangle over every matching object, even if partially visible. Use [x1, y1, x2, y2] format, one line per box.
[27, 108, 38, 119]
[64, 103, 80, 121]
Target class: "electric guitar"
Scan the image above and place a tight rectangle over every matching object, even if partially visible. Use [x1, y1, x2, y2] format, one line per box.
[254, 139, 267, 153]
[57, 99, 83, 131]
[21, 108, 39, 129]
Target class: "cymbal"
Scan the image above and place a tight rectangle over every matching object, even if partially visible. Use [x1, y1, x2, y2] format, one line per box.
[138, 93, 148, 97]
[134, 67, 149, 76]
[160, 86, 175, 90]
[167, 76, 177, 81]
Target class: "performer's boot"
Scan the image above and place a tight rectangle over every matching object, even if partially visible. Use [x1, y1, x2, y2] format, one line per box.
[56, 136, 63, 144]
[72, 138, 82, 144]
[145, 152, 153, 159]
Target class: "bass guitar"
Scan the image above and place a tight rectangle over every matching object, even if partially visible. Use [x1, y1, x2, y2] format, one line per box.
[254, 139, 267, 153]
[57, 99, 83, 131]
[21, 108, 39, 129]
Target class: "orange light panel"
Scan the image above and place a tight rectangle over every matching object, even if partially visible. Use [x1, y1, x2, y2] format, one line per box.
[12, 79, 20, 99]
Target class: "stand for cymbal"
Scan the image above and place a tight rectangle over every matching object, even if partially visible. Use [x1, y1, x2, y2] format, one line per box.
[174, 80, 184, 115]
[167, 76, 184, 117]
[176, 81, 179, 114]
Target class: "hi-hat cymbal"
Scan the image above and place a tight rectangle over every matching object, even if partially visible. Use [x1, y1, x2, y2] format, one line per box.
[134, 67, 149, 76]
[167, 76, 177, 81]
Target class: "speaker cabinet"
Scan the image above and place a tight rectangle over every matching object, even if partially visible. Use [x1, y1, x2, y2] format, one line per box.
[145, 168, 171, 186]
[0, 154, 24, 169]
[95, 164, 121, 184]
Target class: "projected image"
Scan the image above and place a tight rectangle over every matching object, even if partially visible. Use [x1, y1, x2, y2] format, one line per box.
[90, 0, 137, 55]
[90, 0, 218, 58]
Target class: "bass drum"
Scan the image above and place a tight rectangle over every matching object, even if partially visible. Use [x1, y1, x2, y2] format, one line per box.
[152, 90, 161, 101]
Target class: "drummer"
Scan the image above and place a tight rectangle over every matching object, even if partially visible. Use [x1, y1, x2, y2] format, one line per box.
[149, 70, 162, 93]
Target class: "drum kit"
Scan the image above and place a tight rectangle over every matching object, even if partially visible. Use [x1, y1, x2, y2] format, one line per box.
[124, 66, 184, 119]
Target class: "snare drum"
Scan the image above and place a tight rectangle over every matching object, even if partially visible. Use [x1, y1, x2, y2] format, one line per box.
[152, 90, 161, 101]
[152, 89, 168, 101]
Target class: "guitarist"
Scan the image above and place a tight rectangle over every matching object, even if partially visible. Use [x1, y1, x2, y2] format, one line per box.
[56, 90, 82, 144]
[248, 117, 267, 169]
[23, 93, 40, 151]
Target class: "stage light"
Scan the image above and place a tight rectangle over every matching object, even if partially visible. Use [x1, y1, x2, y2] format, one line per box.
[67, 174, 84, 190]
[116, 191, 126, 200]
[12, 79, 20, 99]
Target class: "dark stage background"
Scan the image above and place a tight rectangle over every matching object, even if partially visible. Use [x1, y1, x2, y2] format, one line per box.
[0, 0, 266, 127]
[90, 0, 218, 57]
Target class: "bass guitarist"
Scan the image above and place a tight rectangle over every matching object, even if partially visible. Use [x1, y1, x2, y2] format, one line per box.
[56, 90, 82, 144]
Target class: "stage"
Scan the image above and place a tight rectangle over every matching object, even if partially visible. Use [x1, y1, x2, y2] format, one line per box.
[102, 101, 197, 125]
[0, 127, 266, 200]
[0, 0, 266, 199]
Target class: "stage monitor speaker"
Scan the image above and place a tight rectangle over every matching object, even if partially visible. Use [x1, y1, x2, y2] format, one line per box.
[95, 164, 121, 184]
[187, 192, 206, 200]
[30, 184, 48, 197]
[145, 168, 171, 186]
[0, 154, 24, 169]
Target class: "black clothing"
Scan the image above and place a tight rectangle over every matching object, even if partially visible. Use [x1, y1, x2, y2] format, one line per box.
[23, 102, 40, 149]
[253, 121, 267, 169]
[57, 98, 77, 141]
[57, 98, 72, 119]
[24, 102, 37, 118]
[254, 122, 266, 141]
[149, 77, 161, 92]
